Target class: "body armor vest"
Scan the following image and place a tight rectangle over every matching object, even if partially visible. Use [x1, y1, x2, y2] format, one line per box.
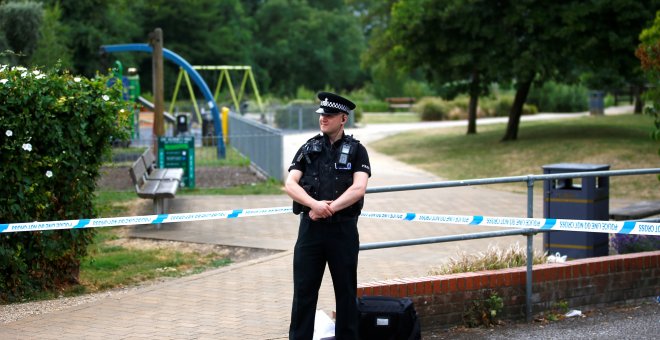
[293, 134, 363, 217]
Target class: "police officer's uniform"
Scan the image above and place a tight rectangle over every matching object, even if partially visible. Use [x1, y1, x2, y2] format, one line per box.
[288, 92, 371, 340]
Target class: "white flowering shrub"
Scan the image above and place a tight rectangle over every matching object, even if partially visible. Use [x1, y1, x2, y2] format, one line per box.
[0, 64, 129, 302]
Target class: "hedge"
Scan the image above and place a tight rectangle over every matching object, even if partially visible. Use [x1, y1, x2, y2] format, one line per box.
[0, 64, 128, 302]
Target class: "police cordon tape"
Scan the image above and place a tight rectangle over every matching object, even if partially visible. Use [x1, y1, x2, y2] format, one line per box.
[0, 207, 659, 236]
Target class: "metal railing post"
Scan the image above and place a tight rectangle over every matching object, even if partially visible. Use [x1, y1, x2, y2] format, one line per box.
[525, 232, 534, 322]
[526, 176, 535, 322]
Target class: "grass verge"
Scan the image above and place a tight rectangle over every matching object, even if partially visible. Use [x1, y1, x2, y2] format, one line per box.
[78, 228, 231, 293]
[66, 185, 287, 298]
[195, 146, 251, 167]
[371, 114, 660, 199]
[106, 145, 252, 167]
[178, 178, 283, 195]
[88, 178, 284, 281]
[429, 244, 547, 275]
[361, 112, 420, 124]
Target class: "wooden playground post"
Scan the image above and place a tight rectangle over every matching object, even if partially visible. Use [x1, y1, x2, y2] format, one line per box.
[150, 28, 165, 153]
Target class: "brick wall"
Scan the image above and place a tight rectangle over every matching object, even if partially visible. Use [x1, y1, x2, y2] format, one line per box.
[357, 251, 660, 330]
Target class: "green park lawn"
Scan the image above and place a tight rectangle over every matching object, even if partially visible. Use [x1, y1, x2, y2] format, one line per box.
[371, 113, 660, 200]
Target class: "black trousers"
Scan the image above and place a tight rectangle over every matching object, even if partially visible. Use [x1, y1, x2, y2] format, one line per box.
[289, 215, 360, 340]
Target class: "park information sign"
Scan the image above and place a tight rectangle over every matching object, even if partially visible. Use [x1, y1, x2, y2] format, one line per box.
[158, 136, 195, 188]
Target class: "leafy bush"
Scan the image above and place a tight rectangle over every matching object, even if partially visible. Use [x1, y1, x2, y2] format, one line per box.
[0, 64, 128, 302]
[351, 105, 364, 123]
[481, 96, 538, 117]
[527, 81, 589, 112]
[419, 95, 539, 121]
[492, 96, 513, 117]
[402, 79, 435, 99]
[414, 97, 449, 121]
[293, 86, 316, 101]
[611, 234, 660, 254]
[358, 100, 389, 113]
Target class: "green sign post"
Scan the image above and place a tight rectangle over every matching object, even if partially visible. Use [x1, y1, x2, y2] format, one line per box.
[158, 136, 195, 188]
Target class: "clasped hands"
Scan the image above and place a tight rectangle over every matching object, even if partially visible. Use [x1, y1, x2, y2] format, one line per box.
[308, 200, 334, 220]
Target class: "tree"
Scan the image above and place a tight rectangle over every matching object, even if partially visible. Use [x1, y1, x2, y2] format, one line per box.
[375, 0, 660, 140]
[253, 0, 365, 96]
[383, 0, 507, 134]
[140, 0, 253, 66]
[498, 1, 580, 141]
[44, 0, 142, 76]
[353, 0, 426, 100]
[30, 3, 73, 68]
[577, 0, 660, 113]
[501, 1, 659, 139]
[0, 1, 43, 65]
[636, 11, 660, 130]
[137, 0, 255, 98]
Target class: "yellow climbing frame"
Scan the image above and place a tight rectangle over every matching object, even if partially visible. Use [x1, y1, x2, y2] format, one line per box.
[169, 65, 264, 123]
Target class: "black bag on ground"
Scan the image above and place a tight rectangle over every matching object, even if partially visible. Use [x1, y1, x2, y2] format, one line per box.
[357, 296, 421, 340]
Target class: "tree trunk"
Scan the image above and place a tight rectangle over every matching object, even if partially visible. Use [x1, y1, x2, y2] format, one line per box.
[467, 71, 480, 135]
[501, 79, 533, 142]
[633, 85, 644, 114]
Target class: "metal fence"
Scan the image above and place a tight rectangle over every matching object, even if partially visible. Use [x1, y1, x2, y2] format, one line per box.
[228, 112, 283, 180]
[360, 167, 660, 322]
[274, 103, 357, 131]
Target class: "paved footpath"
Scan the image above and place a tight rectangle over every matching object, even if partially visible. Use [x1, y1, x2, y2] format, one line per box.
[1, 106, 650, 339]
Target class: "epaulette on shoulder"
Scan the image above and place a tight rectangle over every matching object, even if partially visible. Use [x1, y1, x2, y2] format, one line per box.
[307, 134, 323, 142]
[344, 134, 360, 144]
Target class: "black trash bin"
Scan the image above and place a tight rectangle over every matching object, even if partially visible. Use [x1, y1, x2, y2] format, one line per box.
[543, 163, 610, 259]
[589, 91, 605, 115]
[201, 113, 216, 146]
[176, 114, 189, 136]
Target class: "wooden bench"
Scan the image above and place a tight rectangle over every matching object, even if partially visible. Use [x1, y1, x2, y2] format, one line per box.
[385, 97, 416, 111]
[128, 149, 183, 219]
[609, 200, 660, 221]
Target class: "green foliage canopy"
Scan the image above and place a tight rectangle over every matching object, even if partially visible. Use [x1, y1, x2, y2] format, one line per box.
[637, 10, 660, 145]
[253, 0, 365, 96]
[30, 3, 73, 69]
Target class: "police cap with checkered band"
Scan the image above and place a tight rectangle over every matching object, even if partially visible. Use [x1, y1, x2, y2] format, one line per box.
[315, 92, 356, 115]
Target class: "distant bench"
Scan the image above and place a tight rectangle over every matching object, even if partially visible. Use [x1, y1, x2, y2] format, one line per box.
[609, 200, 660, 221]
[128, 148, 184, 216]
[385, 97, 416, 111]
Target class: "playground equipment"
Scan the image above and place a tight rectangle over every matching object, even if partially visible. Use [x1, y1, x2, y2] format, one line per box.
[170, 65, 264, 123]
[99, 43, 227, 158]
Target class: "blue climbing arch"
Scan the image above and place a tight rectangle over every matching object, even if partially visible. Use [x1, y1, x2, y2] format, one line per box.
[100, 43, 226, 158]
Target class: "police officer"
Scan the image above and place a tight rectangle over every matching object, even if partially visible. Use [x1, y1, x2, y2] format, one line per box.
[286, 92, 371, 339]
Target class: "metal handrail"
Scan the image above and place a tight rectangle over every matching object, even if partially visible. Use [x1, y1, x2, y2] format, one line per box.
[365, 168, 660, 194]
[359, 167, 660, 322]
